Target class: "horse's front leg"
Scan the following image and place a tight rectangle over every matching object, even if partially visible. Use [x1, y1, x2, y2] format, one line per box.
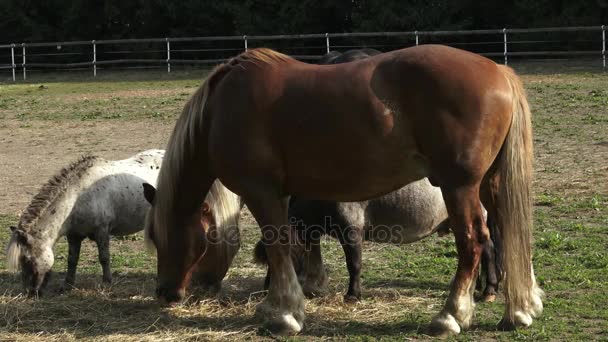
[63, 234, 84, 290]
[93, 230, 112, 285]
[429, 185, 487, 337]
[244, 193, 305, 335]
[336, 225, 363, 302]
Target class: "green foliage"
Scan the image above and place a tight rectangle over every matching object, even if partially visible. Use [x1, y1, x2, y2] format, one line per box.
[1, 0, 606, 43]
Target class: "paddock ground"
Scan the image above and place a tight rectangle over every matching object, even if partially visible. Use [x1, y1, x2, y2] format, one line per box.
[0, 65, 607, 341]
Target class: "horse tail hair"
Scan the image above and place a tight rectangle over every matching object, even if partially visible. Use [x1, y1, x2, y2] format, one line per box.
[496, 65, 542, 322]
[6, 233, 22, 272]
[253, 239, 268, 265]
[143, 217, 156, 254]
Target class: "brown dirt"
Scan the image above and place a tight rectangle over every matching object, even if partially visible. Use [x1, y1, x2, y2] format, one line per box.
[0, 119, 174, 216]
[64, 89, 183, 101]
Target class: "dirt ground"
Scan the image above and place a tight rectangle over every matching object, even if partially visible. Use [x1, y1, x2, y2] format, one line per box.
[0, 120, 174, 215]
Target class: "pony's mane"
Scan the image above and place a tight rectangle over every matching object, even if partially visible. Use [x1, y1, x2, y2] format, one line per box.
[18, 155, 99, 233]
[153, 49, 288, 249]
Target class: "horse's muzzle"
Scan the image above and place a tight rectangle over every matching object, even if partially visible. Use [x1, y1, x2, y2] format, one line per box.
[156, 286, 185, 306]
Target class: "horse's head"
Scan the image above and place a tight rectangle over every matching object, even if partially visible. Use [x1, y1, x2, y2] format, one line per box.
[6, 225, 53, 296]
[142, 183, 210, 306]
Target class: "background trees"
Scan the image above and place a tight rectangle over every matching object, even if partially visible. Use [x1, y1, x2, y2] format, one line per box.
[1, 0, 606, 43]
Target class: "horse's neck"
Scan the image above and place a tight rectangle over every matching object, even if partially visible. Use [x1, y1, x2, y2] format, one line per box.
[34, 163, 107, 240]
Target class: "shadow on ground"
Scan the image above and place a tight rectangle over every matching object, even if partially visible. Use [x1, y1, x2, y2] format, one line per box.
[0, 271, 498, 339]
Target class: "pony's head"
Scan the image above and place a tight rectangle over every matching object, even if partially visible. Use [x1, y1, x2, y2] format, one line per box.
[6, 225, 54, 296]
[142, 181, 239, 306]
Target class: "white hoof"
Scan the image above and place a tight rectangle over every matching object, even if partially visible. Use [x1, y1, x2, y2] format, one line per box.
[529, 286, 544, 318]
[429, 312, 461, 337]
[514, 310, 533, 327]
[499, 310, 532, 330]
[256, 300, 305, 336]
[282, 313, 303, 332]
[261, 313, 304, 336]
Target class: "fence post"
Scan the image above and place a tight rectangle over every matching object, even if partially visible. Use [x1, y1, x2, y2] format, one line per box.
[602, 25, 606, 69]
[244, 35, 248, 51]
[166, 38, 171, 73]
[92, 40, 97, 77]
[325, 33, 330, 53]
[415, 31, 419, 46]
[11, 44, 15, 82]
[503, 28, 508, 65]
[21, 43, 26, 80]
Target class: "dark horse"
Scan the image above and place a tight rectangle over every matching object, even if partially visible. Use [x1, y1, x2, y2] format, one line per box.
[254, 185, 503, 303]
[252, 47, 504, 304]
[144, 45, 542, 337]
[318, 48, 382, 64]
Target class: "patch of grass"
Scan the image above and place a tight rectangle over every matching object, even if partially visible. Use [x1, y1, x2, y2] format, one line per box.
[0, 70, 208, 122]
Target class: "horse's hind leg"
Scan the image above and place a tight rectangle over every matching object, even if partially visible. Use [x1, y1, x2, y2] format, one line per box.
[337, 226, 363, 302]
[64, 234, 84, 290]
[478, 236, 498, 302]
[94, 230, 112, 284]
[243, 191, 305, 335]
[478, 172, 504, 303]
[299, 231, 328, 298]
[429, 184, 488, 337]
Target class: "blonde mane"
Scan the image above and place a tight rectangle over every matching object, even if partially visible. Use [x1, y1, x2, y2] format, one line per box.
[229, 48, 293, 67]
[206, 180, 241, 240]
[153, 49, 289, 248]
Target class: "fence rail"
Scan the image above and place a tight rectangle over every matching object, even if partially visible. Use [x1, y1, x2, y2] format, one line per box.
[1, 25, 606, 81]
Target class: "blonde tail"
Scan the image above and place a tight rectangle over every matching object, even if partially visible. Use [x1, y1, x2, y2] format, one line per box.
[496, 65, 542, 324]
[6, 233, 22, 271]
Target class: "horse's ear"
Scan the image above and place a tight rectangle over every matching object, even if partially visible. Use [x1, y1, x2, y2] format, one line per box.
[142, 183, 156, 205]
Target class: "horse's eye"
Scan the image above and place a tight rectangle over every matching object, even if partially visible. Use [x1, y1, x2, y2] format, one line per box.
[202, 203, 210, 214]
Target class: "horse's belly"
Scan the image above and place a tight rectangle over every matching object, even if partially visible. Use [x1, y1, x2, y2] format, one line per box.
[360, 179, 448, 244]
[289, 149, 429, 202]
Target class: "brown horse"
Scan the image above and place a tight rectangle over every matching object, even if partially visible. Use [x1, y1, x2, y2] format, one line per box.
[145, 45, 543, 336]
[142, 180, 241, 296]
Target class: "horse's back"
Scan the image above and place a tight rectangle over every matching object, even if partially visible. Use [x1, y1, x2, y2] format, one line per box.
[129, 149, 164, 169]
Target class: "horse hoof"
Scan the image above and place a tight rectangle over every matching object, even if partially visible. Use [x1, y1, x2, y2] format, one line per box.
[498, 310, 532, 331]
[475, 292, 496, 303]
[482, 294, 496, 303]
[429, 312, 461, 338]
[262, 314, 303, 336]
[302, 285, 326, 298]
[343, 294, 360, 304]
